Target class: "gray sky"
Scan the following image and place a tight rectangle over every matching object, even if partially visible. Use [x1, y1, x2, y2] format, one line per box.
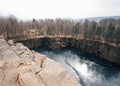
[0, 0, 120, 20]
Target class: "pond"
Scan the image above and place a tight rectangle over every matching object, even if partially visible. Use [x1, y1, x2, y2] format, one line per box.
[32, 47, 120, 86]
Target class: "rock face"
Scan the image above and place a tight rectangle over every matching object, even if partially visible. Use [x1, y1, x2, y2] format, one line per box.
[0, 39, 80, 86]
[21, 37, 120, 64]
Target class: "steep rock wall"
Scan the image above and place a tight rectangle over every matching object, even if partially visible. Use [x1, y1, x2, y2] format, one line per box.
[19, 37, 120, 64]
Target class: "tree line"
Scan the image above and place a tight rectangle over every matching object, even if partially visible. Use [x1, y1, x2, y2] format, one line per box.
[0, 15, 120, 44]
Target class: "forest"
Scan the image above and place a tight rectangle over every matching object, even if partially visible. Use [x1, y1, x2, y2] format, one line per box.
[0, 15, 120, 45]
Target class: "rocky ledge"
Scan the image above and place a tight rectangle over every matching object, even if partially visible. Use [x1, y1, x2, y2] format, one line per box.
[0, 39, 80, 86]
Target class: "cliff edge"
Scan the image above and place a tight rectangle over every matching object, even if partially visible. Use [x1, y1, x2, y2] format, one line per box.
[0, 39, 80, 86]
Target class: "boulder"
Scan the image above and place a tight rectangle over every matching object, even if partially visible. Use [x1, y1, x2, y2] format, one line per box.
[8, 39, 14, 46]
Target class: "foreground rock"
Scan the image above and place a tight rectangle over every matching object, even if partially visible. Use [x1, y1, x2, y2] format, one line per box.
[0, 39, 80, 86]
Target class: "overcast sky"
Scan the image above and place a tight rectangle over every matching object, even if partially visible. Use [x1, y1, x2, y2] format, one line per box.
[0, 0, 120, 20]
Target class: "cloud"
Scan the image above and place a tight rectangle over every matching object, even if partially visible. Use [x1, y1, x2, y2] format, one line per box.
[0, 0, 120, 20]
